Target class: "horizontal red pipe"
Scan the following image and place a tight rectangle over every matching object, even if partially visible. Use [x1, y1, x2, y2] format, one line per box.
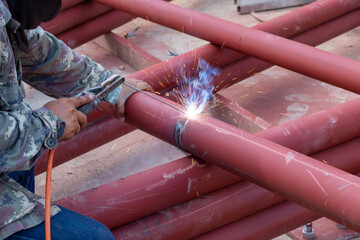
[57, 10, 134, 48]
[194, 146, 360, 240]
[121, 0, 360, 93]
[96, 0, 360, 93]
[56, 0, 171, 48]
[41, 2, 112, 35]
[56, 156, 241, 228]
[213, 8, 360, 91]
[61, 0, 85, 11]
[110, 137, 360, 239]
[125, 92, 360, 230]
[58, 97, 360, 230]
[194, 201, 321, 240]
[35, 117, 135, 175]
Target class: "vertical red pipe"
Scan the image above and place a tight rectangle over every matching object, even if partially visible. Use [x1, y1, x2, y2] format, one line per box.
[96, 0, 360, 93]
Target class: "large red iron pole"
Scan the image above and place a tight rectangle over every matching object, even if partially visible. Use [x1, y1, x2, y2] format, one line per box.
[41, 2, 112, 35]
[125, 0, 360, 92]
[37, 9, 360, 174]
[110, 138, 360, 239]
[57, 10, 134, 48]
[61, 0, 85, 10]
[194, 201, 321, 240]
[35, 117, 135, 175]
[125, 92, 360, 230]
[58, 97, 360, 230]
[196, 181, 360, 240]
[213, 8, 360, 91]
[96, 0, 360, 93]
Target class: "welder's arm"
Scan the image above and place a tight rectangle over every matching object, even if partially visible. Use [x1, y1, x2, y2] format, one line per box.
[0, 107, 64, 172]
[19, 27, 116, 99]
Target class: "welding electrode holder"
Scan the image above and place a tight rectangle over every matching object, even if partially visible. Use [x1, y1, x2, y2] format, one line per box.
[174, 119, 189, 151]
[75, 86, 102, 115]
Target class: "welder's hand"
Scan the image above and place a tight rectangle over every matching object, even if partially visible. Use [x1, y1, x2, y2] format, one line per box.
[45, 95, 94, 140]
[116, 78, 153, 121]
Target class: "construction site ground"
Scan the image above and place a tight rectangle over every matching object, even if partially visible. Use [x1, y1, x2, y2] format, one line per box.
[28, 0, 360, 239]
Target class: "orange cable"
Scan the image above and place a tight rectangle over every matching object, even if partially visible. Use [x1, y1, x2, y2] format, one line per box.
[45, 148, 55, 240]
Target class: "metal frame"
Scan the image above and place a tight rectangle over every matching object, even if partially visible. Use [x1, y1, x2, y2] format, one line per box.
[36, 0, 360, 238]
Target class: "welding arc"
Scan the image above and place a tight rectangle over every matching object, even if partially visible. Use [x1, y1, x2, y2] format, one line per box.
[123, 82, 187, 115]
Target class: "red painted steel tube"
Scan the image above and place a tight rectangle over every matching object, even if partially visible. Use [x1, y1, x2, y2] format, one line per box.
[122, 0, 360, 92]
[58, 97, 360, 230]
[110, 138, 360, 239]
[124, 92, 360, 230]
[56, 156, 241, 228]
[56, 0, 171, 48]
[194, 146, 360, 240]
[112, 181, 285, 240]
[42, 9, 360, 174]
[41, 2, 112, 35]
[194, 201, 321, 240]
[35, 117, 135, 175]
[213, 8, 360, 91]
[96, 0, 360, 93]
[61, 0, 85, 11]
[57, 10, 134, 48]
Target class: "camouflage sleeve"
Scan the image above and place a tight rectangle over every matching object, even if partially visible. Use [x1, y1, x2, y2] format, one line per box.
[19, 27, 121, 100]
[0, 23, 64, 172]
[0, 105, 64, 172]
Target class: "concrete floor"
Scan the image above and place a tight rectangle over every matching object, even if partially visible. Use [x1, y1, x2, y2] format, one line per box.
[28, 0, 360, 239]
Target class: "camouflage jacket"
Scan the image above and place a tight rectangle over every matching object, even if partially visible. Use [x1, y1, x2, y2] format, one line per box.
[0, 0, 121, 238]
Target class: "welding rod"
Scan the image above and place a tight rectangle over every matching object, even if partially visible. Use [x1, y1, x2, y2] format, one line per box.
[122, 82, 187, 115]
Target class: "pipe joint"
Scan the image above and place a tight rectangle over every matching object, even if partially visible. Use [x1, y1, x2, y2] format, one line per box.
[174, 119, 189, 151]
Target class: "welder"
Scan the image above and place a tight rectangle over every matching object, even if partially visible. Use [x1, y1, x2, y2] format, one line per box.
[0, 0, 150, 239]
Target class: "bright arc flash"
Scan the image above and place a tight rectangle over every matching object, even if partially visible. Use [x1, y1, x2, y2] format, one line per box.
[186, 103, 200, 119]
[176, 59, 220, 120]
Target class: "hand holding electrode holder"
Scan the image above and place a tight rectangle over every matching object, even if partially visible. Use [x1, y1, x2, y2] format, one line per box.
[76, 75, 125, 114]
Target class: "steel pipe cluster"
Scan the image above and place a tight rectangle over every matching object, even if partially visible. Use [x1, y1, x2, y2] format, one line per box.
[37, 0, 360, 239]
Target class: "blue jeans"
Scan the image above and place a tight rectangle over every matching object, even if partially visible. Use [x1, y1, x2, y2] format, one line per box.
[6, 168, 115, 240]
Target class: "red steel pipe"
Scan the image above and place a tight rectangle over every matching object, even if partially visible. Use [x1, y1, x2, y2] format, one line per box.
[213, 8, 360, 91]
[57, 10, 134, 48]
[110, 137, 360, 239]
[61, 0, 85, 11]
[124, 92, 360, 230]
[96, 0, 360, 93]
[56, 0, 171, 48]
[58, 97, 360, 230]
[35, 117, 135, 175]
[194, 145, 360, 240]
[128, 0, 360, 93]
[41, 2, 112, 35]
[194, 201, 321, 240]
[41, 9, 360, 174]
